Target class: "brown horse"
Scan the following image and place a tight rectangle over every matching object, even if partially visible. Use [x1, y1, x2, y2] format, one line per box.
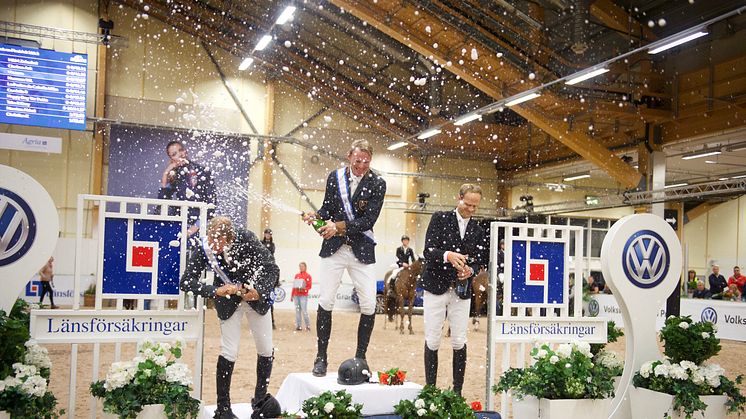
[383, 258, 424, 334]
[471, 269, 489, 331]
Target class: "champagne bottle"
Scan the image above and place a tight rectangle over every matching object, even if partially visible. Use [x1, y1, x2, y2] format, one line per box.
[302, 212, 327, 232]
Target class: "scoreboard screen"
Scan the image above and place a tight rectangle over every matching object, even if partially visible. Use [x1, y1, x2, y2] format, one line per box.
[0, 43, 88, 131]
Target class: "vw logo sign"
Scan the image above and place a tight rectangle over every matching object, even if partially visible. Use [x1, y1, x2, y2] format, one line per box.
[271, 287, 286, 303]
[622, 230, 670, 289]
[0, 188, 37, 267]
[701, 307, 718, 324]
[588, 299, 600, 317]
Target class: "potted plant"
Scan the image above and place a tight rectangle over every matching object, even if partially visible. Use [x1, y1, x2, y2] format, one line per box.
[301, 390, 362, 419]
[493, 341, 616, 419]
[90, 340, 200, 419]
[83, 283, 96, 307]
[0, 300, 63, 418]
[631, 316, 745, 419]
[378, 367, 406, 386]
[394, 385, 476, 418]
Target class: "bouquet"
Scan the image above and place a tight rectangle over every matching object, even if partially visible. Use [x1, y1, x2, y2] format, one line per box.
[90, 340, 200, 419]
[378, 367, 406, 385]
[493, 341, 616, 400]
[632, 316, 745, 418]
[395, 385, 475, 418]
[301, 390, 362, 419]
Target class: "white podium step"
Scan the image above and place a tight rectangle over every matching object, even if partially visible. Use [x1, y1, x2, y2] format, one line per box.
[201, 403, 253, 419]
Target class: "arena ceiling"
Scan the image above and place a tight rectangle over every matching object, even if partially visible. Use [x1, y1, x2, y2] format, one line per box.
[111, 0, 746, 189]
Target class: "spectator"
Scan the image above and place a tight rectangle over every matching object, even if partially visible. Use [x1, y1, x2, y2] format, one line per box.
[291, 262, 313, 331]
[723, 283, 742, 302]
[709, 265, 728, 298]
[727, 266, 745, 298]
[588, 272, 605, 294]
[38, 257, 58, 309]
[692, 281, 712, 299]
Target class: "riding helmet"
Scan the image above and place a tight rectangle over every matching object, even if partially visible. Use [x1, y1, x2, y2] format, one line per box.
[337, 357, 371, 385]
[401, 235, 410, 241]
[251, 393, 282, 419]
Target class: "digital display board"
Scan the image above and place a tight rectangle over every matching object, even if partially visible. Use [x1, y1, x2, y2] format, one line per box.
[0, 43, 87, 131]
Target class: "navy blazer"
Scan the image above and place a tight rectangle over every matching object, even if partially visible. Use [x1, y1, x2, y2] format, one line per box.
[316, 168, 386, 265]
[158, 161, 217, 224]
[420, 211, 488, 298]
[180, 229, 279, 319]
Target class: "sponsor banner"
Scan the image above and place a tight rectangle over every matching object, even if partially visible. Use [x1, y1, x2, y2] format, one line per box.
[30, 309, 201, 343]
[493, 317, 608, 343]
[271, 282, 360, 312]
[586, 294, 667, 330]
[19, 274, 94, 306]
[0, 132, 62, 154]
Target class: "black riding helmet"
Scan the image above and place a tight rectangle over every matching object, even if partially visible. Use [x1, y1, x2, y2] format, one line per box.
[251, 393, 281, 419]
[337, 358, 371, 385]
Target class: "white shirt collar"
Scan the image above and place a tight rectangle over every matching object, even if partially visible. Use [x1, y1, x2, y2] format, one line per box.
[455, 208, 470, 224]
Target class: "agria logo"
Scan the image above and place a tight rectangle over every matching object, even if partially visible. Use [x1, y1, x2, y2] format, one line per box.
[0, 188, 37, 267]
[701, 307, 718, 324]
[622, 230, 669, 289]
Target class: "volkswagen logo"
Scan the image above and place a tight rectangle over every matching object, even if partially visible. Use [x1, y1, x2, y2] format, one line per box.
[271, 286, 286, 303]
[0, 188, 37, 267]
[588, 299, 600, 317]
[701, 307, 718, 324]
[622, 230, 670, 289]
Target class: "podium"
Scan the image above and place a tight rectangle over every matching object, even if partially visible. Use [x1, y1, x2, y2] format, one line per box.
[275, 372, 423, 415]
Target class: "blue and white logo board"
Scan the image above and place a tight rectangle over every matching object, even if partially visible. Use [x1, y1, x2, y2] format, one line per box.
[102, 218, 182, 296]
[0, 165, 58, 314]
[510, 240, 566, 306]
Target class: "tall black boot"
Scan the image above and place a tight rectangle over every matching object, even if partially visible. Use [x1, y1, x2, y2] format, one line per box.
[355, 313, 375, 359]
[215, 356, 237, 419]
[424, 343, 438, 387]
[452, 345, 467, 396]
[253, 354, 273, 403]
[312, 307, 332, 376]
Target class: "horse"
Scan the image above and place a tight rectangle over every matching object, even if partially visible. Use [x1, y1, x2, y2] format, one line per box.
[471, 269, 490, 331]
[383, 258, 424, 334]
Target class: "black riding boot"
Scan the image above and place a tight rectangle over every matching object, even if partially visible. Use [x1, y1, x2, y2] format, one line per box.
[424, 343, 438, 387]
[355, 314, 375, 359]
[312, 307, 332, 376]
[253, 354, 273, 402]
[453, 345, 467, 396]
[215, 356, 237, 419]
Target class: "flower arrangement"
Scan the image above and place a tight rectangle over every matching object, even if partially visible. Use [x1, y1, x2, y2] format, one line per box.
[301, 390, 362, 419]
[0, 299, 63, 418]
[394, 385, 475, 418]
[470, 400, 483, 411]
[378, 367, 406, 386]
[493, 341, 616, 400]
[90, 340, 200, 419]
[632, 316, 745, 418]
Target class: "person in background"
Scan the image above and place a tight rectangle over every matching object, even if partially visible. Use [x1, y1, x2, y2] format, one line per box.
[727, 266, 745, 301]
[38, 257, 57, 309]
[291, 262, 313, 331]
[261, 228, 280, 330]
[692, 281, 712, 299]
[389, 235, 416, 292]
[708, 265, 728, 299]
[723, 283, 742, 302]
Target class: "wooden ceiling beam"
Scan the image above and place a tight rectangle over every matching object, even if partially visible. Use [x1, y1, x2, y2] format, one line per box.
[590, 0, 657, 42]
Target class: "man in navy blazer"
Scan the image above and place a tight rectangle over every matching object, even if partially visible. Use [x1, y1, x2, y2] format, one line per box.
[303, 139, 386, 376]
[420, 184, 487, 395]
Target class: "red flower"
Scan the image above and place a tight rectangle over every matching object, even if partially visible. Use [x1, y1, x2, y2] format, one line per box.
[396, 370, 406, 383]
[379, 372, 390, 385]
[471, 401, 483, 411]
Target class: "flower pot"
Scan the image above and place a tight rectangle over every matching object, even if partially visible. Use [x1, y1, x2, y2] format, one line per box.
[630, 386, 728, 419]
[83, 294, 95, 307]
[0, 410, 9, 419]
[512, 396, 539, 418]
[103, 404, 166, 419]
[538, 398, 612, 419]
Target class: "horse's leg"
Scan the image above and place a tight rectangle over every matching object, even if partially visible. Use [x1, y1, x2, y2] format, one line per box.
[407, 291, 415, 335]
[397, 295, 405, 335]
[473, 294, 481, 331]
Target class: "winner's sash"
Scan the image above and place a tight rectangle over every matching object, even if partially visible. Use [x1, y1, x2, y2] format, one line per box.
[336, 168, 376, 243]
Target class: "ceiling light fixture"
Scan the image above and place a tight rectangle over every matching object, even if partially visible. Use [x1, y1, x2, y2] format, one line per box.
[254, 35, 273, 51]
[505, 92, 541, 107]
[238, 57, 254, 71]
[565, 67, 610, 85]
[705, 160, 717, 164]
[387, 141, 409, 151]
[725, 142, 746, 152]
[417, 128, 441, 140]
[664, 182, 688, 188]
[563, 173, 590, 182]
[454, 113, 482, 126]
[681, 148, 721, 160]
[275, 6, 297, 25]
[733, 174, 746, 179]
[648, 31, 708, 54]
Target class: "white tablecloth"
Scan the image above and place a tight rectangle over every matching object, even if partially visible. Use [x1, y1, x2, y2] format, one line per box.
[276, 372, 423, 415]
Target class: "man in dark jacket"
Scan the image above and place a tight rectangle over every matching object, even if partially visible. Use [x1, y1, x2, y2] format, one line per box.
[302, 139, 386, 377]
[420, 184, 487, 395]
[181, 216, 279, 419]
[708, 265, 728, 299]
[396, 235, 416, 268]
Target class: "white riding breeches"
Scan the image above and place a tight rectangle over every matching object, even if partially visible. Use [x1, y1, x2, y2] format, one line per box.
[220, 302, 274, 361]
[318, 245, 377, 315]
[423, 289, 470, 351]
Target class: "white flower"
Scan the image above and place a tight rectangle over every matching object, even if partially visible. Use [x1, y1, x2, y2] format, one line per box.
[417, 408, 427, 416]
[712, 324, 718, 332]
[565, 363, 572, 368]
[556, 344, 572, 358]
[679, 322, 690, 329]
[575, 341, 592, 358]
[549, 355, 559, 364]
[640, 361, 653, 378]
[104, 361, 137, 391]
[415, 399, 425, 409]
[430, 403, 437, 412]
[691, 369, 705, 385]
[669, 364, 688, 380]
[536, 349, 548, 359]
[20, 374, 47, 397]
[654, 363, 670, 378]
[311, 409, 318, 416]
[24, 342, 52, 370]
[12, 363, 38, 379]
[701, 332, 710, 339]
[164, 363, 192, 387]
[347, 406, 356, 412]
[679, 361, 697, 371]
[596, 350, 623, 370]
[702, 364, 724, 388]
[323, 401, 335, 413]
[153, 355, 169, 367]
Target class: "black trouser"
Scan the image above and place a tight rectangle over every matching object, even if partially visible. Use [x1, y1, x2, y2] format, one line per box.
[39, 281, 54, 306]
